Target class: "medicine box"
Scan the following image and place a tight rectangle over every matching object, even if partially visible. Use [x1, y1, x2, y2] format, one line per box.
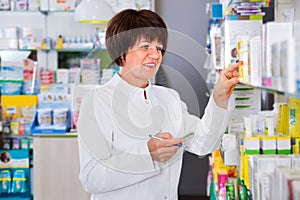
[277, 136, 291, 155]
[260, 136, 276, 155]
[49, 0, 75, 11]
[244, 136, 260, 155]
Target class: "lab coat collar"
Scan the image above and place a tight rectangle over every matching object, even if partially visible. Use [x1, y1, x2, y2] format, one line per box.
[110, 73, 152, 95]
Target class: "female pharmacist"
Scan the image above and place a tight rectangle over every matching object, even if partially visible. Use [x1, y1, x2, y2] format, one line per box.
[77, 9, 239, 200]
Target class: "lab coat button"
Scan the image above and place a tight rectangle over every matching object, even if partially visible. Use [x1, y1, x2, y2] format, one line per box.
[163, 195, 167, 199]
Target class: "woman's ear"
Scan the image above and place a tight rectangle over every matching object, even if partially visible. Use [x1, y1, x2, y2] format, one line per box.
[119, 54, 126, 66]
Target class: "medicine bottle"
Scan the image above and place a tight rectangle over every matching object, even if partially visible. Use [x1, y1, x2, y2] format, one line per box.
[56, 35, 63, 50]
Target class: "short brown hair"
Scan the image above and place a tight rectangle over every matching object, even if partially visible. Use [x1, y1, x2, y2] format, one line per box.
[105, 9, 168, 66]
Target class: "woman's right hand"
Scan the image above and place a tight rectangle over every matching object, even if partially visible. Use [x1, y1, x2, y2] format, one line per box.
[147, 132, 183, 162]
[213, 63, 239, 109]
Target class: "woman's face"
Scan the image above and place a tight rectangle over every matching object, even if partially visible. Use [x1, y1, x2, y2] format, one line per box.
[120, 38, 163, 87]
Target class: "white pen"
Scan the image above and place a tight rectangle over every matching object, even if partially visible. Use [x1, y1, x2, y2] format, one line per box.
[148, 134, 163, 141]
[148, 134, 182, 147]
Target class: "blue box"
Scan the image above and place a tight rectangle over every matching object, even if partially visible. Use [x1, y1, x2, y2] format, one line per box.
[211, 3, 223, 19]
[30, 110, 71, 134]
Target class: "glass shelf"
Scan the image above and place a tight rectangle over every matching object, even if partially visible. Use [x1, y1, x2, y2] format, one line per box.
[32, 133, 78, 138]
[0, 49, 34, 51]
[57, 49, 93, 52]
[226, 0, 264, 7]
[0, 10, 40, 13]
[0, 134, 34, 138]
[0, 10, 74, 13]
[0, 48, 107, 52]
[238, 82, 300, 98]
[54, 47, 107, 52]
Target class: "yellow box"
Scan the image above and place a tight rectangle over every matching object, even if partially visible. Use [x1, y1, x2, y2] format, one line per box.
[243, 155, 249, 188]
[1, 95, 37, 107]
[289, 98, 300, 137]
[276, 103, 289, 135]
[40, 85, 51, 93]
[239, 139, 245, 181]
[292, 137, 300, 154]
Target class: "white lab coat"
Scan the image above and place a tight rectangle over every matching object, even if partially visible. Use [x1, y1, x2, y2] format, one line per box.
[77, 74, 232, 200]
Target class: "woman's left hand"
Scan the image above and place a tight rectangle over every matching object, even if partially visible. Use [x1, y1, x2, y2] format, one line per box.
[213, 63, 239, 109]
[148, 132, 183, 163]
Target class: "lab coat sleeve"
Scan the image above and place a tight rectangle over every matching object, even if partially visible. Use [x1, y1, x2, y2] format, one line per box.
[77, 91, 160, 194]
[182, 94, 233, 156]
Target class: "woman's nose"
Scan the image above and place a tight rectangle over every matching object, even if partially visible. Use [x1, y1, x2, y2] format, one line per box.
[148, 48, 160, 59]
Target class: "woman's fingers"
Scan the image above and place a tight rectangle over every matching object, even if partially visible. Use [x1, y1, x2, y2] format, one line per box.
[151, 145, 181, 162]
[223, 64, 239, 80]
[156, 132, 172, 139]
[225, 63, 239, 73]
[148, 132, 183, 161]
[213, 63, 239, 109]
[148, 133, 183, 162]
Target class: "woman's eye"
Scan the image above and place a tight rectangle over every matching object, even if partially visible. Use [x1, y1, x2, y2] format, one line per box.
[139, 45, 163, 51]
[141, 45, 150, 49]
[156, 46, 163, 51]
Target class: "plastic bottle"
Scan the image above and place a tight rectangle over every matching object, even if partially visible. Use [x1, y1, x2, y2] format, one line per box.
[0, 170, 12, 194]
[0, 89, 3, 135]
[237, 178, 248, 200]
[11, 170, 27, 193]
[41, 38, 47, 50]
[56, 35, 63, 50]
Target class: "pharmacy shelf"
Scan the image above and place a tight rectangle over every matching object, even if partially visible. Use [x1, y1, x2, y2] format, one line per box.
[0, 10, 75, 14]
[0, 9, 96, 71]
[225, 0, 264, 7]
[237, 82, 300, 98]
[0, 47, 107, 52]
